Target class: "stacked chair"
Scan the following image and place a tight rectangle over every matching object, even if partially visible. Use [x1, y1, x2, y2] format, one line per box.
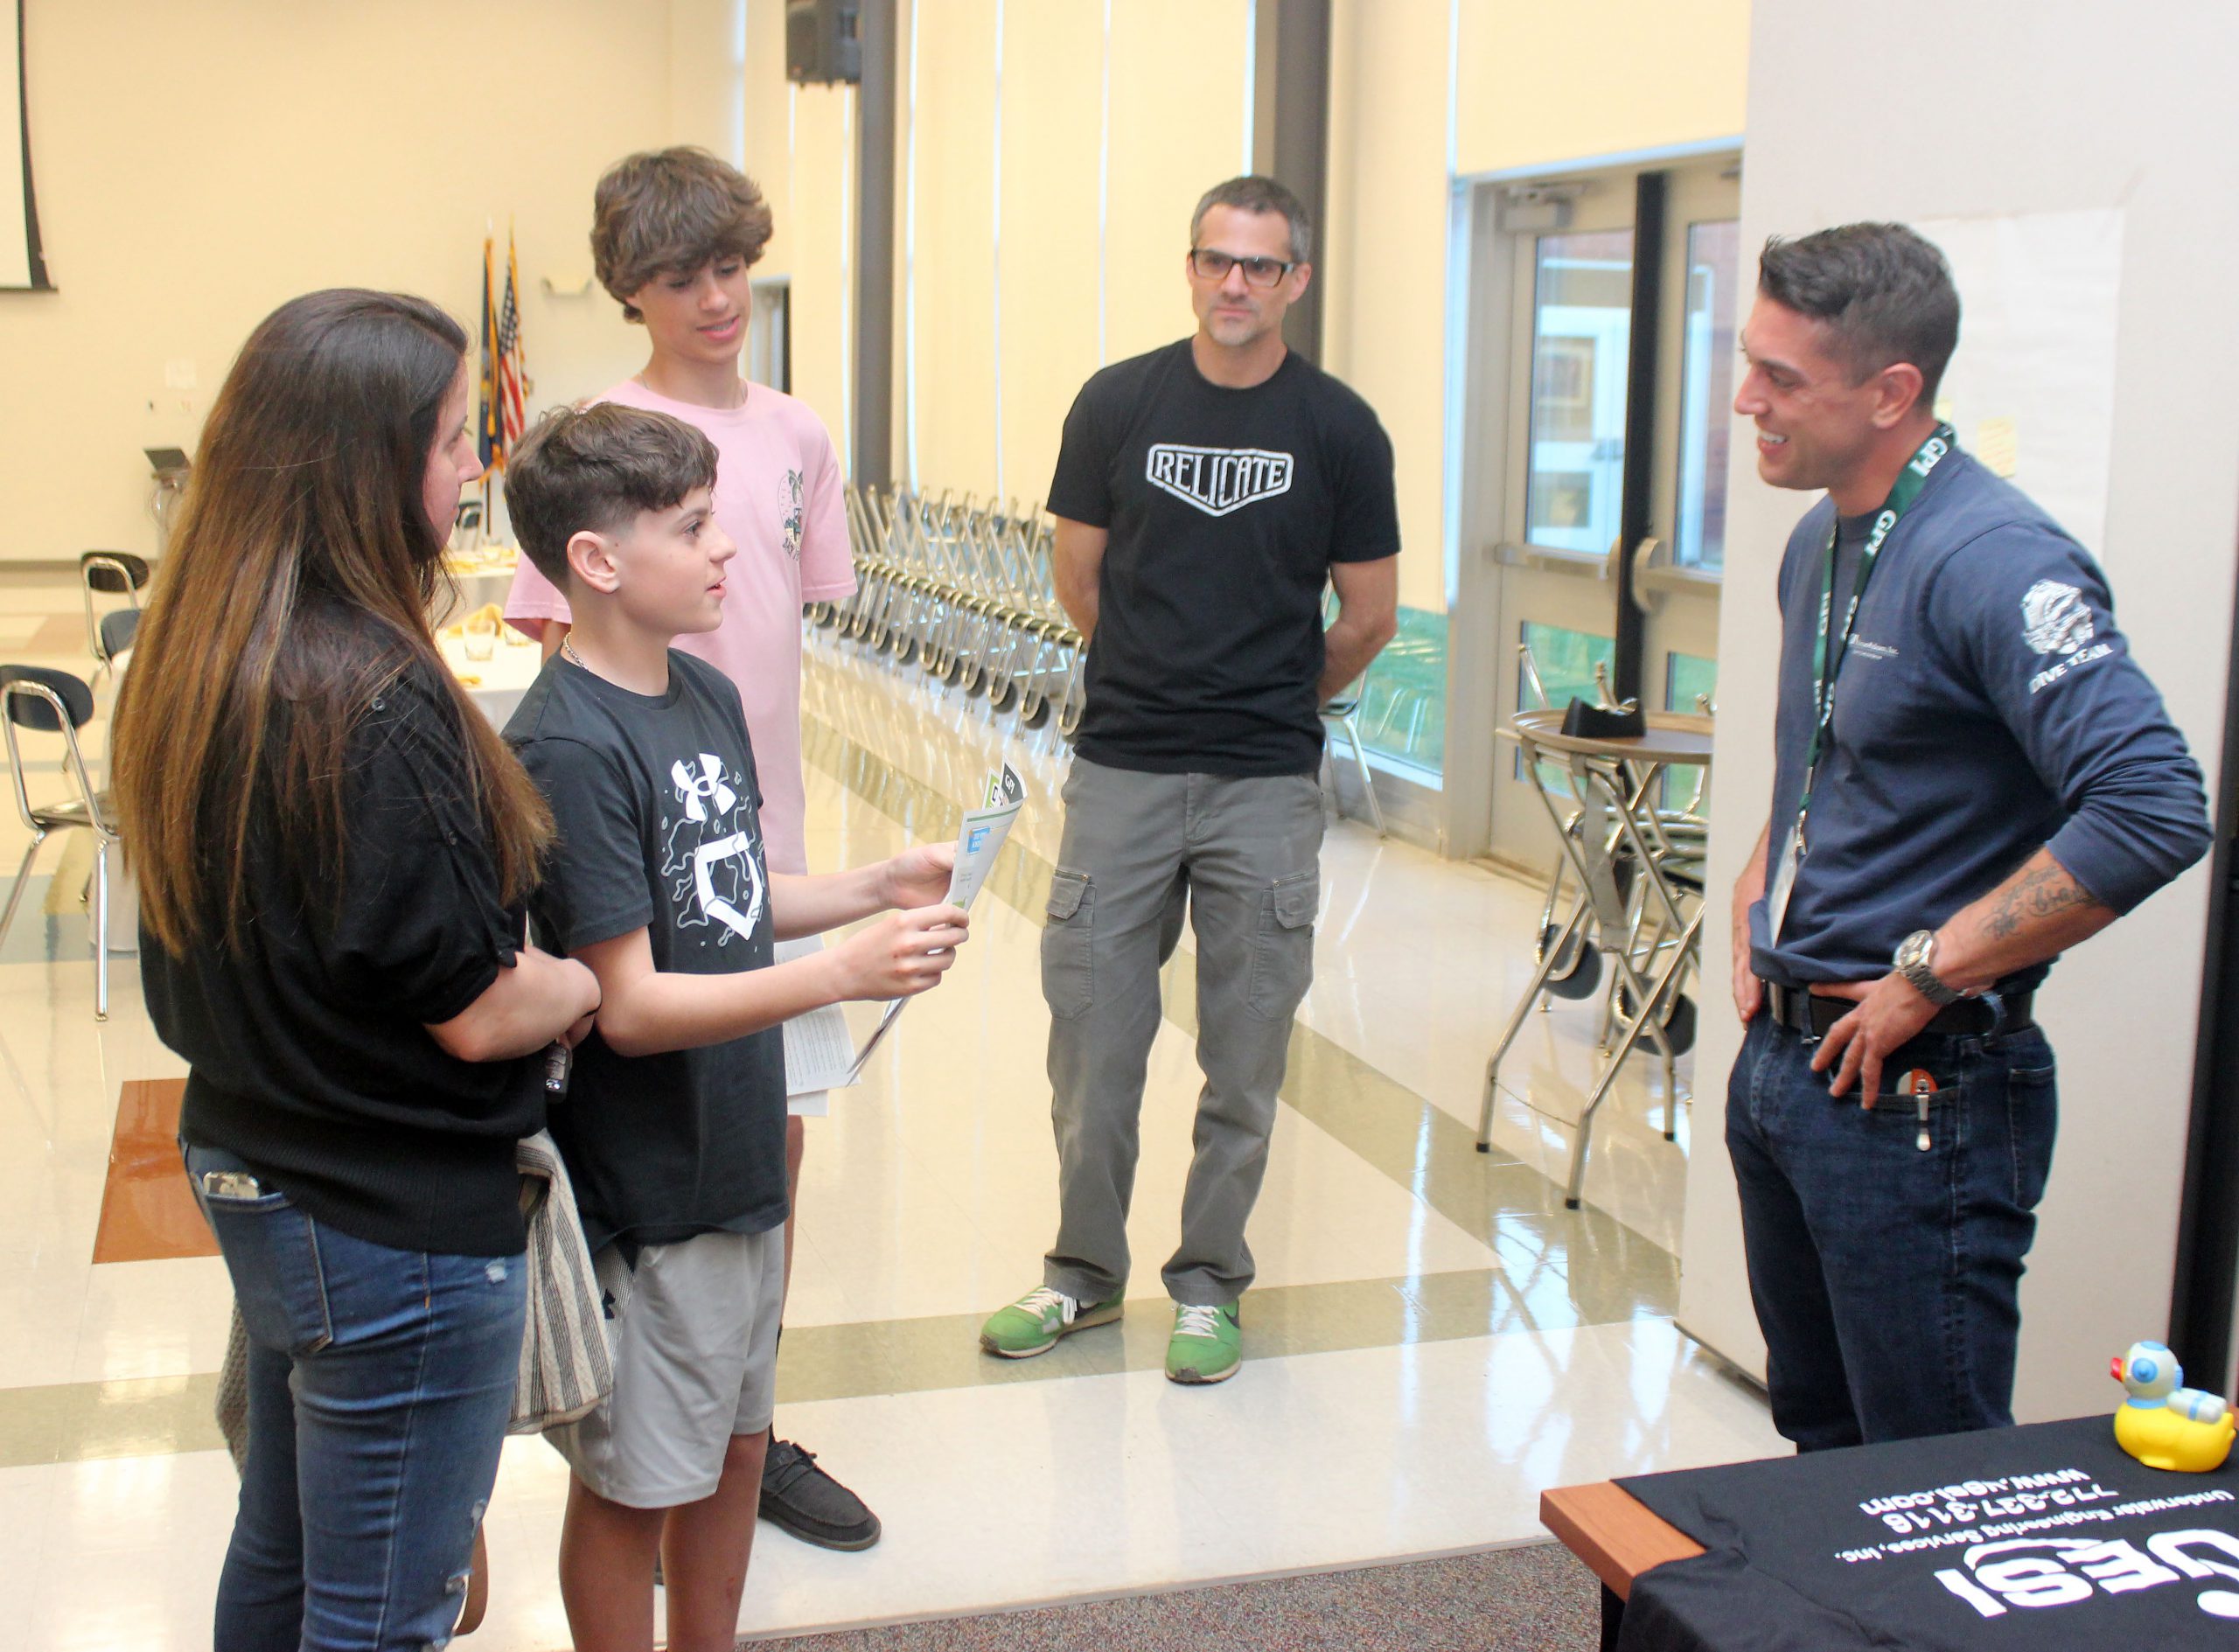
[820, 486, 1397, 842]
[818, 487, 1089, 740]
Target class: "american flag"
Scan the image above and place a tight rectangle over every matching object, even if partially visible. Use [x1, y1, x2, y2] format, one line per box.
[478, 234, 500, 475]
[478, 228, 529, 475]
[496, 227, 528, 455]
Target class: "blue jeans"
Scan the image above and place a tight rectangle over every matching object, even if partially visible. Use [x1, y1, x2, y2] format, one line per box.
[185, 1142, 526, 1652]
[1725, 1011, 2058, 1452]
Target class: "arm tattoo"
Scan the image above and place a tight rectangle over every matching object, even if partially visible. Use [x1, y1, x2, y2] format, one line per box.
[1982, 857, 2104, 940]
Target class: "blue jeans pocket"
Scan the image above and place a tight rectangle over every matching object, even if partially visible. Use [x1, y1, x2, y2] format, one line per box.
[2004, 1058, 2058, 1209]
[185, 1144, 333, 1357]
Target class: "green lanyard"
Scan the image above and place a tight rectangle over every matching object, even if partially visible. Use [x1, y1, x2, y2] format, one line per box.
[1791, 423, 1955, 854]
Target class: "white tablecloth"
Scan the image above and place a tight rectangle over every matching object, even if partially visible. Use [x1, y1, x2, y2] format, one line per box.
[436, 631, 544, 729]
[434, 554, 523, 630]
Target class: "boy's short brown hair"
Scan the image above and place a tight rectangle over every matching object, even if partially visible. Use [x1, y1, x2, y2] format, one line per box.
[506, 404, 720, 587]
[592, 147, 774, 321]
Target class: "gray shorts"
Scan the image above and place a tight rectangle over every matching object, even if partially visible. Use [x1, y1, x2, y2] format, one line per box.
[546, 1226, 785, 1509]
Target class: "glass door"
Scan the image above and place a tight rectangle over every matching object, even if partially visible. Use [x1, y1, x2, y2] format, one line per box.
[1473, 155, 1740, 869]
[1637, 166, 1740, 813]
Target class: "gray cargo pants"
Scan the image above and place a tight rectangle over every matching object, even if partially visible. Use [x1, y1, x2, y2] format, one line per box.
[1040, 756, 1324, 1307]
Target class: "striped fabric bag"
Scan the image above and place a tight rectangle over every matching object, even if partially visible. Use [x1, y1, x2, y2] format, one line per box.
[510, 1129, 613, 1433]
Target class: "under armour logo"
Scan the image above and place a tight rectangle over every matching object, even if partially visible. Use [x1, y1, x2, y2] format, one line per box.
[672, 754, 736, 823]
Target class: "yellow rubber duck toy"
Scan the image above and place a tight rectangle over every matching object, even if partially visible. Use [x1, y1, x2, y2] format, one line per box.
[2112, 1341, 2236, 1473]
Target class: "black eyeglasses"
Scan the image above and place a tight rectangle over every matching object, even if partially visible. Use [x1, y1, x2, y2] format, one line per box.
[1188, 248, 1296, 289]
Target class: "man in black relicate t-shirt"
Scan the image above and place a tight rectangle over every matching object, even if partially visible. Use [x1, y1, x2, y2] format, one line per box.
[979, 175, 1401, 1387]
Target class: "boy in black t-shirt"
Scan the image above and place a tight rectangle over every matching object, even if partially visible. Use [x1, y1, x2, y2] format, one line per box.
[501, 403, 969, 1652]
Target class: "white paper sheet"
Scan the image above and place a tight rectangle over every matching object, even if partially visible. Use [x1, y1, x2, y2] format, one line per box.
[776, 935, 857, 1097]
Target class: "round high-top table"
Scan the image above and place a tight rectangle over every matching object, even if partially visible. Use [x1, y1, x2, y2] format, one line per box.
[1484, 707, 1715, 1207]
[1504, 706, 1715, 770]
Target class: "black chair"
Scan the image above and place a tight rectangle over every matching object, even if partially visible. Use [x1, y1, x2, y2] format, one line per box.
[1318, 691, 1388, 839]
[0, 666, 120, 1021]
[98, 607, 142, 662]
[80, 551, 150, 680]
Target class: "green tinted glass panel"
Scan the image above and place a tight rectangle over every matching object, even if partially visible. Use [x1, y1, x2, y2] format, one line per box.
[1354, 605, 1447, 776]
[1517, 621, 1615, 783]
[1667, 652, 1717, 714]
[1663, 651, 1718, 811]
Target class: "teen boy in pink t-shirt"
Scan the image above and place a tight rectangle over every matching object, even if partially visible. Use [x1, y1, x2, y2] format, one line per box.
[503, 148, 872, 1554]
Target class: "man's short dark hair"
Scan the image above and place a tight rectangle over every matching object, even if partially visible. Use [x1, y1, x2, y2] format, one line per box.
[1189, 175, 1312, 265]
[592, 147, 775, 322]
[506, 404, 720, 586]
[1758, 223, 1961, 408]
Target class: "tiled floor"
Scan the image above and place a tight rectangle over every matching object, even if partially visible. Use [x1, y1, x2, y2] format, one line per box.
[0, 582, 1777, 1649]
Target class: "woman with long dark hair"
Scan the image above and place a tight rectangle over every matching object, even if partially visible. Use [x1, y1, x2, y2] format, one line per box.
[113, 289, 600, 1650]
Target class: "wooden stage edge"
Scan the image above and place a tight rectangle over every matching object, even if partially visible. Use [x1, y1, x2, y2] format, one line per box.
[94, 1077, 215, 1264]
[1541, 1481, 1705, 1601]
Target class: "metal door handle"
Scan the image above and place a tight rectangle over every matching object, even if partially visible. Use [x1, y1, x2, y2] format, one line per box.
[1629, 537, 1665, 615]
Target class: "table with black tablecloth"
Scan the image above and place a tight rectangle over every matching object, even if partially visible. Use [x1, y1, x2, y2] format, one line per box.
[1604, 1414, 2239, 1650]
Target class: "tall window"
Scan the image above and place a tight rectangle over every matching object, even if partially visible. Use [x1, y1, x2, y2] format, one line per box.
[1524, 229, 1634, 555]
[749, 279, 792, 393]
[1675, 220, 1739, 569]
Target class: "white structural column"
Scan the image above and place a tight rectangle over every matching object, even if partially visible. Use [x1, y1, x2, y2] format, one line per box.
[1680, 0, 2239, 1421]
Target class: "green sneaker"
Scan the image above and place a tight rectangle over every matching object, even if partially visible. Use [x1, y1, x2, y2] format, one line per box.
[979, 1285, 1122, 1358]
[1164, 1300, 1242, 1384]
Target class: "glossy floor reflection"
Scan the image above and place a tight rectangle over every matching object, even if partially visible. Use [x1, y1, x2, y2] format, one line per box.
[0, 588, 1777, 1649]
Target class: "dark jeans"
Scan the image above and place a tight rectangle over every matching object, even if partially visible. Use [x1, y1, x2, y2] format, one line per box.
[185, 1141, 527, 1652]
[1725, 1010, 2058, 1452]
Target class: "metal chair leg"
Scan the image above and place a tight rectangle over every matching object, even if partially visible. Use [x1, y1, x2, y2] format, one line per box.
[0, 833, 43, 951]
[1476, 898, 1590, 1148]
[1341, 714, 1386, 838]
[1562, 910, 1701, 1205]
[92, 838, 108, 1021]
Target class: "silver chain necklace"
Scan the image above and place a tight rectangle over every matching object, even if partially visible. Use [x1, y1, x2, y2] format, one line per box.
[561, 633, 591, 672]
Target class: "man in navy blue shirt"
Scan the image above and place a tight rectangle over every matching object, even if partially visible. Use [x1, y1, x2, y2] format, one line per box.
[1726, 223, 2209, 1452]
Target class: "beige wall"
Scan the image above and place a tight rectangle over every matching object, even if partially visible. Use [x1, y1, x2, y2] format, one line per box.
[1326, 0, 1453, 616]
[778, 81, 860, 457]
[1322, 0, 1751, 616]
[891, 0, 1252, 506]
[9, 0, 1748, 582]
[907, 0, 1001, 494]
[1452, 0, 1750, 178]
[1099, 2, 1255, 375]
[1, 0, 697, 565]
[725, 0, 851, 461]
[995, 0, 1105, 508]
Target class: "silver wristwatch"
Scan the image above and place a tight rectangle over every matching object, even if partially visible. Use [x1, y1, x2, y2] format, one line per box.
[1893, 930, 1963, 1007]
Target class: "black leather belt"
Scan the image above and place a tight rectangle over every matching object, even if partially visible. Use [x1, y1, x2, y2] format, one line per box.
[1763, 980, 2034, 1042]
